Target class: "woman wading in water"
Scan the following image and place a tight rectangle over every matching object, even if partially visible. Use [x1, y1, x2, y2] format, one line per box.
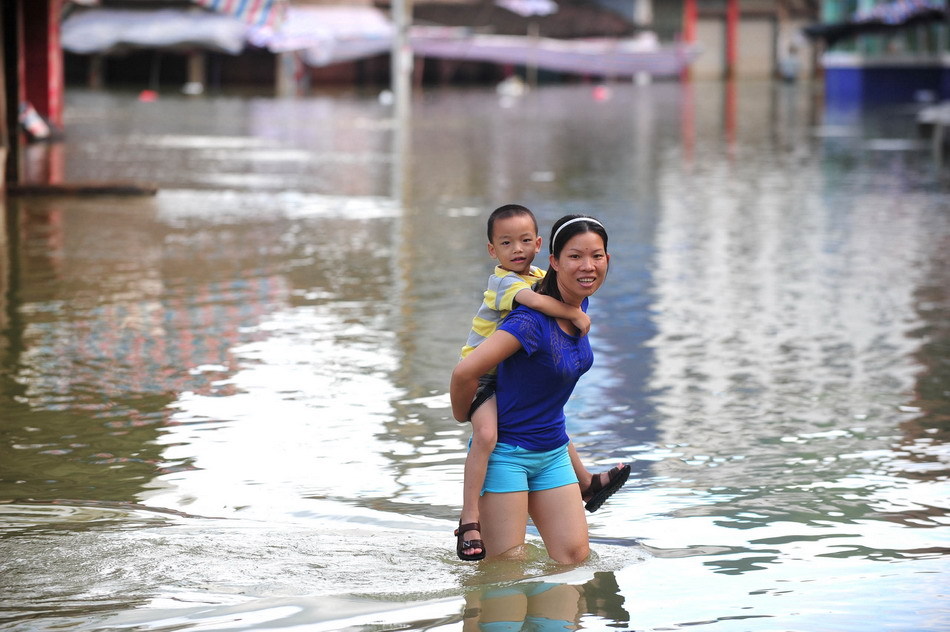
[450, 214, 612, 563]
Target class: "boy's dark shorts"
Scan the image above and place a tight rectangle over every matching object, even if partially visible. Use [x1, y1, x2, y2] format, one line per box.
[465, 374, 497, 422]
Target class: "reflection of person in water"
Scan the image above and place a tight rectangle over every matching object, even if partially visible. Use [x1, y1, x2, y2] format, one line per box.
[461, 572, 629, 631]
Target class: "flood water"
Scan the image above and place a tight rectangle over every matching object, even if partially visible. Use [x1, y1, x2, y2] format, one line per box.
[1, 80, 948, 631]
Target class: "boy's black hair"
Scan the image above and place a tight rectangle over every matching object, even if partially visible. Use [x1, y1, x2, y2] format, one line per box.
[486, 204, 539, 243]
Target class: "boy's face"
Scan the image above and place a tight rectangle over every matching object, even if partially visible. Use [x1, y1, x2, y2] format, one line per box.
[487, 214, 542, 274]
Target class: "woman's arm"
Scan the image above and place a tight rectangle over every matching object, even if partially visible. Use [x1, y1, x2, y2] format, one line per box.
[513, 289, 590, 336]
[450, 330, 522, 422]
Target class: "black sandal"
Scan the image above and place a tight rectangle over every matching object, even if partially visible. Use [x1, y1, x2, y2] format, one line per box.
[582, 464, 631, 513]
[455, 521, 486, 561]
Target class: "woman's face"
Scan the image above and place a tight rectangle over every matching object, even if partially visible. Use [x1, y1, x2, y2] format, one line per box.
[550, 231, 609, 305]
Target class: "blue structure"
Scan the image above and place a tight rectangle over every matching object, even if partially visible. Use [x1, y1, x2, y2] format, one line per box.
[823, 53, 950, 104]
[807, 0, 949, 106]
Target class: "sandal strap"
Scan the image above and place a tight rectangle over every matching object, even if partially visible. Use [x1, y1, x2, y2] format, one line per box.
[584, 474, 604, 499]
[584, 465, 623, 499]
[456, 521, 481, 536]
[587, 476, 604, 495]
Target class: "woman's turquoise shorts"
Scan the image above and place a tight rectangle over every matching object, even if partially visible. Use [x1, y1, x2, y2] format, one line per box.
[481, 441, 577, 495]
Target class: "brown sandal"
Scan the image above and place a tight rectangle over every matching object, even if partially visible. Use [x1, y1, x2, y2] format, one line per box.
[582, 464, 631, 513]
[455, 521, 486, 561]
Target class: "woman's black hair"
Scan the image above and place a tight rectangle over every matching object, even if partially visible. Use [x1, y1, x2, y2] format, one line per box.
[535, 214, 608, 300]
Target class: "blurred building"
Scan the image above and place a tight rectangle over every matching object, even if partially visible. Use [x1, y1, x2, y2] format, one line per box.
[0, 0, 823, 187]
[60, 0, 299, 90]
[54, 1, 826, 93]
[688, 0, 820, 80]
[56, 2, 950, 105]
[803, 0, 949, 106]
[58, 0, 663, 91]
[2, 1, 69, 185]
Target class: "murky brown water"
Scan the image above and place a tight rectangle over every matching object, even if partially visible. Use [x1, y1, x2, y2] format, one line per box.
[1, 81, 948, 631]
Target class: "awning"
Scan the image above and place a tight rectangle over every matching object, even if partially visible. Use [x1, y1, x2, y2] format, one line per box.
[60, 5, 698, 78]
[61, 6, 394, 67]
[495, 0, 558, 18]
[61, 8, 248, 55]
[191, 0, 288, 29]
[803, 0, 948, 47]
[409, 28, 699, 78]
[246, 7, 394, 67]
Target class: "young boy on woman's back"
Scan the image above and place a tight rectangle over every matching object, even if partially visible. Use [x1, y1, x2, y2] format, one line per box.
[454, 204, 629, 561]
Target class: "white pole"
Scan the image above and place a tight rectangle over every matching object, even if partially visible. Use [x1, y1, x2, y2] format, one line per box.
[391, 0, 412, 111]
[633, 0, 653, 26]
[390, 0, 412, 209]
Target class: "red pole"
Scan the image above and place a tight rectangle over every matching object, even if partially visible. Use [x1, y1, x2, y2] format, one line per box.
[725, 0, 738, 79]
[683, 0, 697, 44]
[681, 0, 697, 82]
[47, 0, 63, 129]
[22, 0, 63, 129]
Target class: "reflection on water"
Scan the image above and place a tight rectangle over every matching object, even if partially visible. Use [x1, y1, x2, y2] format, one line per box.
[0, 82, 948, 631]
[460, 570, 630, 631]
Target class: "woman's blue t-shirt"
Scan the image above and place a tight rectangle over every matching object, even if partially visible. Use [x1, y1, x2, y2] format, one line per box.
[495, 300, 593, 452]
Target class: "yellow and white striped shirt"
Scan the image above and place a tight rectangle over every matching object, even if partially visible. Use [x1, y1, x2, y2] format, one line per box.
[460, 265, 545, 361]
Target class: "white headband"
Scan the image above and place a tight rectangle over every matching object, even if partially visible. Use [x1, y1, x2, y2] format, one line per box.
[551, 217, 605, 252]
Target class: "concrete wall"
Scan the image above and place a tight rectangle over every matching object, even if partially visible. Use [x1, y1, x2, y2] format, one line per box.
[691, 14, 815, 80]
[692, 17, 727, 79]
[736, 18, 775, 78]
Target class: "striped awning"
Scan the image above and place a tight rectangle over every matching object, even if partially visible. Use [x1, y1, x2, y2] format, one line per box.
[246, 6, 394, 67]
[191, 0, 287, 29]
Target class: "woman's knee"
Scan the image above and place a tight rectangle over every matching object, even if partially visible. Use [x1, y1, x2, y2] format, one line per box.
[547, 540, 589, 565]
[560, 542, 590, 565]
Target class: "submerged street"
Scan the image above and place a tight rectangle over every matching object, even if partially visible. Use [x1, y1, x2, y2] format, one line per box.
[1, 81, 948, 631]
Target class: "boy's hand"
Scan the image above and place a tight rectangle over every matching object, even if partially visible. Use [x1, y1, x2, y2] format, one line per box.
[572, 310, 591, 337]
